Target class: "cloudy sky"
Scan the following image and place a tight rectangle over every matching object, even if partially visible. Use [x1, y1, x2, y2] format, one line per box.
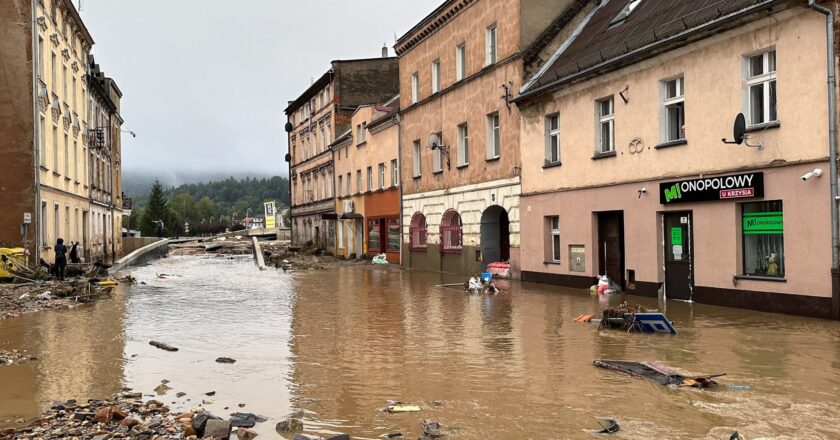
[80, 0, 439, 178]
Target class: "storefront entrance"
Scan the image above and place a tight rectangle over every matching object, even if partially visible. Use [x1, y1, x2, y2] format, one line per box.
[597, 211, 625, 289]
[663, 212, 693, 300]
[480, 205, 510, 271]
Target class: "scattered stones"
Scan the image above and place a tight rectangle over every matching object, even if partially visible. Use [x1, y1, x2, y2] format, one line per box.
[153, 383, 172, 394]
[149, 340, 179, 352]
[215, 357, 236, 364]
[192, 412, 221, 437]
[203, 419, 231, 440]
[0, 279, 116, 321]
[229, 412, 256, 428]
[236, 427, 259, 439]
[176, 392, 187, 398]
[0, 349, 38, 366]
[205, 391, 216, 396]
[276, 417, 304, 433]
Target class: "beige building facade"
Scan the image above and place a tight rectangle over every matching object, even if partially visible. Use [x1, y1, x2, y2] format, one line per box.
[515, 0, 838, 318]
[397, 0, 581, 277]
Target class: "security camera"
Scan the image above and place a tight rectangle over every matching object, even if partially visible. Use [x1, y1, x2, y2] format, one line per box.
[801, 168, 823, 181]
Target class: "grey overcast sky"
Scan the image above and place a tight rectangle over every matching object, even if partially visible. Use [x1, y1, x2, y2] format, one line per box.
[80, 0, 439, 177]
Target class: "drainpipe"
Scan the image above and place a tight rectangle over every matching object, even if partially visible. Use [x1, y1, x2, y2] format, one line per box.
[31, 0, 42, 265]
[395, 113, 403, 267]
[808, 0, 840, 319]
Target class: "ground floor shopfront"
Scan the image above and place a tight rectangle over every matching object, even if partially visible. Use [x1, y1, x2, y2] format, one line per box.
[401, 177, 521, 277]
[336, 194, 365, 259]
[365, 188, 400, 264]
[39, 187, 90, 263]
[520, 163, 836, 319]
[291, 199, 335, 253]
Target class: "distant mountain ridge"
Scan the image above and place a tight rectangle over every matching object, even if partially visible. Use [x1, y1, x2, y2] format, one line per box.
[123, 170, 278, 197]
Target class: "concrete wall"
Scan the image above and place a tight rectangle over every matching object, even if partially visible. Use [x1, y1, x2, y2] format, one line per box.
[122, 236, 160, 255]
[0, 0, 37, 252]
[518, 9, 829, 194]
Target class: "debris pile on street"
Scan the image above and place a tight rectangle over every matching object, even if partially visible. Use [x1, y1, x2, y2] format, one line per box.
[0, 349, 38, 366]
[169, 237, 253, 256]
[262, 242, 343, 271]
[0, 278, 117, 321]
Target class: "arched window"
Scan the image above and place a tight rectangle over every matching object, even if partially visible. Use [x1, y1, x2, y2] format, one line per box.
[409, 212, 427, 251]
[440, 209, 463, 254]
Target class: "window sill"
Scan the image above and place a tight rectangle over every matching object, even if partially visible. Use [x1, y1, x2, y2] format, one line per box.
[52, 171, 61, 177]
[356, 141, 367, 147]
[432, 170, 443, 175]
[543, 260, 562, 265]
[735, 275, 787, 283]
[746, 121, 780, 133]
[40, 165, 49, 171]
[654, 139, 688, 149]
[542, 161, 562, 169]
[592, 151, 616, 160]
[64, 177, 71, 181]
[456, 163, 469, 169]
[485, 156, 500, 163]
[412, 174, 421, 180]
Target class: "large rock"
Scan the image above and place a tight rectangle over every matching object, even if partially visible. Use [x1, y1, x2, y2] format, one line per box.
[203, 419, 231, 440]
[229, 412, 257, 428]
[276, 418, 304, 433]
[192, 412, 221, 437]
[95, 406, 126, 424]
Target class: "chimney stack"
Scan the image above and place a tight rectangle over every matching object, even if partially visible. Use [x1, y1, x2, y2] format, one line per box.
[382, 45, 389, 58]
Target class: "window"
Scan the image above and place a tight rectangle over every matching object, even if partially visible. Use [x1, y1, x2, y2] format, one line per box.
[409, 212, 428, 251]
[52, 125, 58, 169]
[432, 132, 443, 173]
[545, 114, 560, 164]
[456, 43, 466, 81]
[546, 216, 560, 262]
[411, 72, 419, 104]
[661, 77, 685, 142]
[457, 123, 469, 166]
[387, 218, 400, 252]
[325, 85, 331, 104]
[391, 159, 399, 187]
[38, 37, 44, 77]
[72, 77, 76, 111]
[486, 112, 500, 159]
[73, 141, 78, 180]
[356, 170, 362, 194]
[486, 24, 497, 65]
[51, 53, 56, 88]
[610, 0, 642, 26]
[432, 59, 441, 93]
[41, 201, 48, 244]
[746, 49, 777, 126]
[346, 172, 351, 195]
[39, 117, 46, 167]
[64, 134, 68, 175]
[368, 219, 381, 252]
[742, 201, 784, 278]
[440, 209, 463, 253]
[596, 97, 615, 153]
[62, 65, 67, 98]
[338, 175, 343, 197]
[412, 140, 422, 177]
[53, 203, 59, 244]
[378, 163, 385, 189]
[366, 166, 372, 192]
[326, 125, 331, 145]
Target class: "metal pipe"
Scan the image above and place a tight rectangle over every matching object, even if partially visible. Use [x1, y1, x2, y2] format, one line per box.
[31, 0, 42, 264]
[809, 0, 839, 270]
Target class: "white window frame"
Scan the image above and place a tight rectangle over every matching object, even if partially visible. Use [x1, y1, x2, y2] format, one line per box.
[378, 163, 385, 189]
[456, 43, 466, 81]
[744, 49, 777, 126]
[391, 159, 399, 187]
[548, 216, 561, 262]
[596, 97, 615, 154]
[337, 175, 343, 197]
[412, 140, 422, 177]
[366, 166, 373, 192]
[457, 123, 469, 166]
[356, 170, 362, 194]
[545, 113, 560, 164]
[432, 132, 443, 173]
[485, 24, 497, 66]
[411, 72, 419, 104]
[346, 172, 351, 195]
[660, 76, 685, 142]
[432, 59, 441, 93]
[486, 112, 500, 159]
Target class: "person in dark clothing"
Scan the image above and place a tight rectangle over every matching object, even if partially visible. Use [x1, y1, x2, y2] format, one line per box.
[69, 242, 80, 264]
[54, 238, 68, 281]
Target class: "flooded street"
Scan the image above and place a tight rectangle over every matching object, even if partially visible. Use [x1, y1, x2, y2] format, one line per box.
[2, 255, 840, 439]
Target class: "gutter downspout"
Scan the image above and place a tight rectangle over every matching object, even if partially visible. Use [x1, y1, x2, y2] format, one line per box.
[32, 0, 42, 265]
[809, 0, 840, 320]
[395, 113, 403, 267]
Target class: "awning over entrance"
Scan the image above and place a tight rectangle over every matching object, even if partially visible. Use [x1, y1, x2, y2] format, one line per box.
[340, 213, 364, 220]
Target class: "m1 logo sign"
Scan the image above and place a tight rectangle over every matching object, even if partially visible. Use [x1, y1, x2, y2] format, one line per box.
[660, 172, 764, 205]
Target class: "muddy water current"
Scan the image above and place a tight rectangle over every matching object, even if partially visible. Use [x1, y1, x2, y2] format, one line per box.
[2, 255, 840, 439]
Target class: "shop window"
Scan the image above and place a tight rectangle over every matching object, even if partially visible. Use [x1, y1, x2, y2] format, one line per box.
[440, 209, 463, 254]
[546, 216, 560, 262]
[742, 201, 784, 278]
[744, 49, 777, 126]
[410, 212, 427, 251]
[545, 114, 560, 164]
[660, 76, 685, 142]
[596, 97, 615, 154]
[368, 219, 381, 253]
[387, 218, 400, 252]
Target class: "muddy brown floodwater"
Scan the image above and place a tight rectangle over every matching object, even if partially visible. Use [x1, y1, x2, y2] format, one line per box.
[1, 255, 840, 439]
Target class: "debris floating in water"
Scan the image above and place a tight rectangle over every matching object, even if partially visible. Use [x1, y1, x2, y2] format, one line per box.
[149, 340, 179, 352]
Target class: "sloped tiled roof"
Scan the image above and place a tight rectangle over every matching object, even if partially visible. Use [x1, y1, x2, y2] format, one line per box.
[518, 0, 790, 99]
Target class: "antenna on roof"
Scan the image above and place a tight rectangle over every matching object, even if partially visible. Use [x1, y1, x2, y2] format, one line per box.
[77, 0, 83, 12]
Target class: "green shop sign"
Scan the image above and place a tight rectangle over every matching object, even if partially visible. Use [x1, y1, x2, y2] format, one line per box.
[743, 212, 783, 235]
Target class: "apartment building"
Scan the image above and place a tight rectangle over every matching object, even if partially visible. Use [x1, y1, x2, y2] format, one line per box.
[396, 0, 581, 277]
[284, 56, 399, 251]
[514, 0, 839, 318]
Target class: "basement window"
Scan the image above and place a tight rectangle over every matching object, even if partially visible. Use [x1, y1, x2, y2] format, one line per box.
[610, 0, 643, 27]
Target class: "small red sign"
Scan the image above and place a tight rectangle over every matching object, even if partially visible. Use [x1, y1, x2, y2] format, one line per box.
[720, 188, 755, 199]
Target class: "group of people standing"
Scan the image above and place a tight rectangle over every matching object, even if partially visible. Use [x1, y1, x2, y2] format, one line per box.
[52, 238, 81, 281]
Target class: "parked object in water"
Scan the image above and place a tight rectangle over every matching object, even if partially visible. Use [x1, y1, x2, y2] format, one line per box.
[149, 340, 179, 352]
[630, 312, 677, 335]
[594, 418, 620, 434]
[593, 360, 723, 388]
[486, 262, 510, 279]
[595, 303, 677, 335]
[465, 275, 499, 295]
[372, 254, 389, 265]
[386, 404, 421, 413]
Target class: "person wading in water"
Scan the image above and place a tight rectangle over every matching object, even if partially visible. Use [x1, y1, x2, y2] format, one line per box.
[54, 238, 68, 281]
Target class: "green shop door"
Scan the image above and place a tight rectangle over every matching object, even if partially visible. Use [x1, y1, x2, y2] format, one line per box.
[664, 212, 693, 301]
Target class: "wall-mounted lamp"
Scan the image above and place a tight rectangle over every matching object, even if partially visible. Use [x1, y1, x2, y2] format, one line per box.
[801, 168, 823, 181]
[637, 187, 647, 198]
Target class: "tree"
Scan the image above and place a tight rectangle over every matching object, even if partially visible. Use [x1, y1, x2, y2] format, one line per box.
[140, 180, 173, 237]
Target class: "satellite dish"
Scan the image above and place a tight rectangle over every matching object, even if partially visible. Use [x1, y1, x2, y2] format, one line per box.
[428, 133, 441, 150]
[733, 113, 746, 145]
[284, 153, 292, 163]
[722, 113, 747, 145]
[284, 122, 294, 133]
